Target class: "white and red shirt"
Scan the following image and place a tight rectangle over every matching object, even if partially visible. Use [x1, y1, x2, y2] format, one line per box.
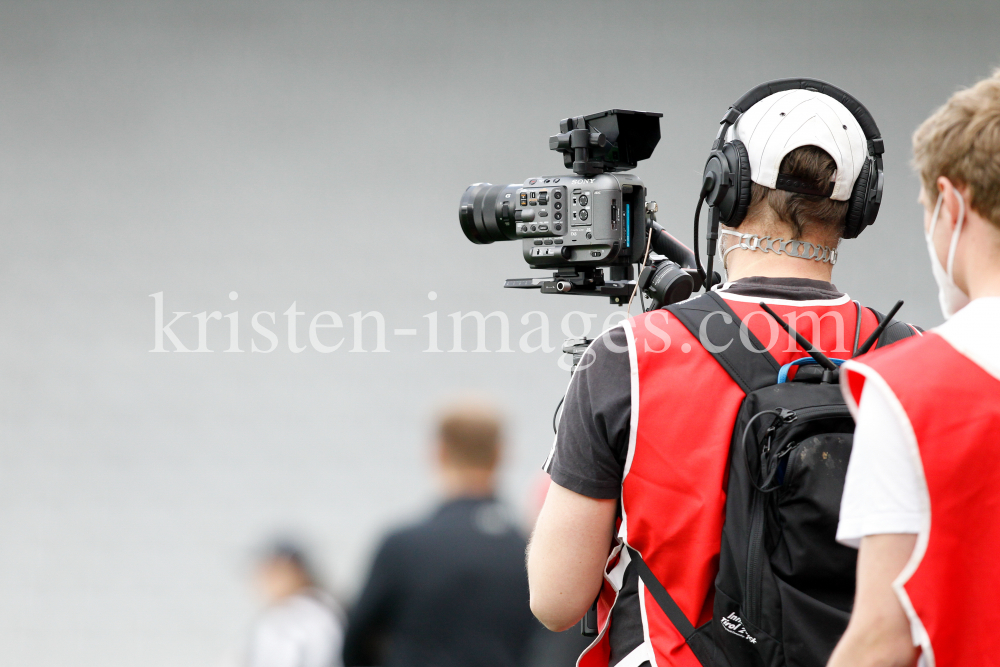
[838, 297, 1000, 667]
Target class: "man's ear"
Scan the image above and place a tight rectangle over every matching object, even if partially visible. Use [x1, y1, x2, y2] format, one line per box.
[936, 176, 964, 233]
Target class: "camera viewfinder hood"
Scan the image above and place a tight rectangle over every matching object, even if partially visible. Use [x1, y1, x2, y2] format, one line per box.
[549, 109, 663, 176]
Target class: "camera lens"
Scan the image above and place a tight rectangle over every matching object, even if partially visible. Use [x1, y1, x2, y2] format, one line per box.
[459, 183, 521, 244]
[554, 201, 562, 210]
[579, 209, 589, 221]
[579, 194, 589, 206]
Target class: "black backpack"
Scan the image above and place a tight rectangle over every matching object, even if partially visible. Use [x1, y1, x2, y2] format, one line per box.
[626, 292, 916, 667]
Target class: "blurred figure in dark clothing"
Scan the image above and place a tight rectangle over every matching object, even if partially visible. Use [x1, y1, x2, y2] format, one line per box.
[343, 402, 537, 667]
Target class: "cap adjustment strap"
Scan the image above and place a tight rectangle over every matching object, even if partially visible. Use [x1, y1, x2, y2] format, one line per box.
[774, 174, 835, 198]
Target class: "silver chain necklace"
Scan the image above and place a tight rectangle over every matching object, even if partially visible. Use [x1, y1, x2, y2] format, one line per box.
[720, 229, 839, 265]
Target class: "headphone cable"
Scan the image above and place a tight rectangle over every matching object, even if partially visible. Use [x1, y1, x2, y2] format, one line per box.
[692, 193, 708, 287]
[705, 224, 717, 293]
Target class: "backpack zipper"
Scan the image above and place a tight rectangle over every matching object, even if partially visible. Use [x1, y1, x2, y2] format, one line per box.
[743, 403, 850, 627]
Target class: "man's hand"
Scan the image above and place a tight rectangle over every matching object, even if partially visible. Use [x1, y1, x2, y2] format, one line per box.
[827, 534, 920, 667]
[526, 481, 617, 632]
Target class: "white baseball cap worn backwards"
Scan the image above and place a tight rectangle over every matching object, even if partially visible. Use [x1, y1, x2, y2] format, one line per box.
[734, 89, 868, 201]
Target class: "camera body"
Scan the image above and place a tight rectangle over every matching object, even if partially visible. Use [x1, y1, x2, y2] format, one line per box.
[459, 109, 702, 305]
[461, 172, 647, 270]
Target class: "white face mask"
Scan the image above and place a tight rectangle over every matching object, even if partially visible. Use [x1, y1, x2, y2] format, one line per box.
[925, 190, 970, 319]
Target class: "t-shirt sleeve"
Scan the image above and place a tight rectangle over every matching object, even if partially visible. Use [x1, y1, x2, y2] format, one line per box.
[837, 380, 927, 548]
[542, 326, 631, 500]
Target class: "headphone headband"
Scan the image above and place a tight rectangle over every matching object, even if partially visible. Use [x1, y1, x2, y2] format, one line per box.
[724, 78, 883, 154]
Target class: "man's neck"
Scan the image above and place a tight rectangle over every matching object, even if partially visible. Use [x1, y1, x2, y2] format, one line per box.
[724, 250, 834, 283]
[968, 270, 1000, 301]
[720, 214, 836, 284]
[439, 465, 496, 499]
[961, 216, 1000, 301]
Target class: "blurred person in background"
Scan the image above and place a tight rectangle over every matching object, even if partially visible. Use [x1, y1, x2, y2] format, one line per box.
[245, 541, 345, 667]
[342, 401, 537, 667]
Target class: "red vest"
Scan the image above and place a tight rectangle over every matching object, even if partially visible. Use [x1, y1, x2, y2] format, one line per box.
[580, 293, 885, 667]
[842, 333, 1000, 667]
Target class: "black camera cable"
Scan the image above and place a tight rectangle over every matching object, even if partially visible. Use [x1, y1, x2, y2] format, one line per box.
[692, 173, 716, 290]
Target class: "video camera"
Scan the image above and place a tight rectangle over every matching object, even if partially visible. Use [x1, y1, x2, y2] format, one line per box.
[459, 110, 706, 309]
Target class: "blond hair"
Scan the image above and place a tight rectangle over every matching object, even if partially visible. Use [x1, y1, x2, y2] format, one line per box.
[437, 402, 502, 469]
[912, 70, 1000, 228]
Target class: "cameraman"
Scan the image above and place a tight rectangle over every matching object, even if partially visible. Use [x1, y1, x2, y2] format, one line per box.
[527, 86, 900, 666]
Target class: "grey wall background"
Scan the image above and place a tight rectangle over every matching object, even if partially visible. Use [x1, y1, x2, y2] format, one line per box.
[1, 1, 998, 665]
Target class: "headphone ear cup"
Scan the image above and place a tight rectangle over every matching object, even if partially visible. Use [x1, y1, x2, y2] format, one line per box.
[723, 140, 754, 228]
[844, 158, 872, 239]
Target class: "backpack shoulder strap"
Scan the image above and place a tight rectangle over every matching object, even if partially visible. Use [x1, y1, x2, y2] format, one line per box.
[666, 292, 780, 394]
[627, 547, 696, 640]
[866, 307, 921, 350]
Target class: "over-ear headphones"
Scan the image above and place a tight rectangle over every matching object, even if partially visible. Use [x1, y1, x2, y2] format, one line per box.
[702, 78, 885, 240]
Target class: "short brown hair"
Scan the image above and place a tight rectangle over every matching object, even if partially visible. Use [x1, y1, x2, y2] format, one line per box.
[437, 403, 502, 469]
[912, 70, 1000, 228]
[749, 145, 849, 241]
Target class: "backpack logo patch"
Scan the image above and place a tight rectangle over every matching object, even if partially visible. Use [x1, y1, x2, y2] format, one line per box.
[720, 613, 757, 644]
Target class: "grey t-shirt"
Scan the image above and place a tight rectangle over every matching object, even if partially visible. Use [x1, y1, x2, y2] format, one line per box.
[543, 277, 847, 499]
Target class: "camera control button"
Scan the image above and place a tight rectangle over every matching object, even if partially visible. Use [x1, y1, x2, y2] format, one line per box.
[579, 209, 589, 221]
[553, 191, 562, 199]
[533, 240, 542, 245]
[554, 239, 563, 244]
[579, 195, 589, 206]
[543, 239, 553, 245]
[553, 211, 562, 221]
[529, 224, 537, 232]
[586, 231, 593, 239]
[538, 210, 548, 218]
[537, 224, 548, 231]
[520, 225, 528, 233]
[554, 224, 562, 231]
